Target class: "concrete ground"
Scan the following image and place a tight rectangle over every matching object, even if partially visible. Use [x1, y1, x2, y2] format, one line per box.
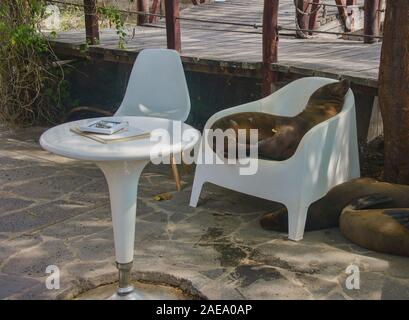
[0, 127, 408, 300]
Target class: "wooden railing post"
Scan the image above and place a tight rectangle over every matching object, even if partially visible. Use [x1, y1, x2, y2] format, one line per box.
[262, 0, 279, 97]
[83, 0, 99, 45]
[137, 0, 149, 25]
[149, 0, 160, 23]
[364, 0, 380, 43]
[296, 0, 310, 37]
[335, 0, 350, 32]
[165, 0, 181, 52]
[308, 0, 321, 35]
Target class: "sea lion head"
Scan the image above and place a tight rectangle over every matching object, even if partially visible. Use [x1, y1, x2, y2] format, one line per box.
[311, 79, 350, 103]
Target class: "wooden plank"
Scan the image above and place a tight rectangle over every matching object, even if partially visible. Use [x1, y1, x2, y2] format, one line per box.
[165, 0, 181, 52]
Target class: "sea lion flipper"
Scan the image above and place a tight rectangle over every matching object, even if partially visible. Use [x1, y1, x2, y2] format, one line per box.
[347, 194, 393, 211]
[384, 209, 409, 230]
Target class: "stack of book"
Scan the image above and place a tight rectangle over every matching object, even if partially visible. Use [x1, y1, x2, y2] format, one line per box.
[70, 120, 150, 144]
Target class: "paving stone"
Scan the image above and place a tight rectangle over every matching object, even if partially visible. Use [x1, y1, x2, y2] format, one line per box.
[0, 274, 41, 299]
[135, 220, 171, 242]
[141, 212, 168, 223]
[380, 277, 409, 300]
[40, 206, 111, 240]
[0, 200, 95, 237]
[1, 128, 409, 300]
[199, 268, 226, 280]
[294, 273, 340, 299]
[70, 233, 115, 262]
[0, 165, 63, 186]
[1, 238, 74, 278]
[338, 271, 386, 300]
[4, 174, 94, 200]
[0, 195, 35, 215]
[0, 154, 44, 170]
[239, 275, 312, 300]
[67, 165, 105, 179]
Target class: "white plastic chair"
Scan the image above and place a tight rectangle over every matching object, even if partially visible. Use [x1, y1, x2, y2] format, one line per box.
[115, 48, 191, 190]
[189, 77, 360, 241]
[115, 48, 190, 121]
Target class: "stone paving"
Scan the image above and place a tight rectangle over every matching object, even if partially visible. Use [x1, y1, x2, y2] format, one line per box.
[0, 127, 408, 300]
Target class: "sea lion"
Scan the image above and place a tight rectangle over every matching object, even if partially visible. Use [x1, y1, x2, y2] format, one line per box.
[339, 194, 409, 257]
[211, 79, 350, 161]
[260, 178, 409, 257]
[260, 178, 409, 232]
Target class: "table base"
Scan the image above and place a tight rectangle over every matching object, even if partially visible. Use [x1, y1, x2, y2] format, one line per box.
[107, 261, 145, 300]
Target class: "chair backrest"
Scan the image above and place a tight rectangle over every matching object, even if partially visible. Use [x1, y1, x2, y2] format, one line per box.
[260, 77, 338, 117]
[115, 49, 191, 121]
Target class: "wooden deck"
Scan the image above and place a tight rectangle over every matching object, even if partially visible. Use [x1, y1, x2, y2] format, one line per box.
[163, 0, 349, 32]
[51, 0, 380, 88]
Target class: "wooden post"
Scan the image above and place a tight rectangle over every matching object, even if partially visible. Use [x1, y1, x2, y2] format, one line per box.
[296, 0, 310, 37]
[149, 0, 160, 23]
[83, 0, 99, 45]
[334, 0, 350, 32]
[165, 0, 181, 52]
[364, 0, 380, 44]
[377, 0, 385, 34]
[262, 0, 279, 97]
[137, 0, 149, 25]
[308, 0, 320, 35]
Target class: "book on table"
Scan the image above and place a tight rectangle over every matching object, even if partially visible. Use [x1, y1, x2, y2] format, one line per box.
[71, 120, 150, 144]
[79, 120, 128, 135]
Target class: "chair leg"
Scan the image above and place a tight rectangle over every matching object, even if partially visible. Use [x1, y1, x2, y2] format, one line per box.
[182, 157, 190, 174]
[189, 175, 204, 207]
[287, 203, 309, 241]
[170, 155, 182, 191]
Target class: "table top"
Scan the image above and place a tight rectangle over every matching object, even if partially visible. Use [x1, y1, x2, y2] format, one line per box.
[40, 116, 200, 161]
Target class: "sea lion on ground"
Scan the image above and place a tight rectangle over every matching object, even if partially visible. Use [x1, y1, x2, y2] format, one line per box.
[260, 178, 409, 257]
[260, 178, 409, 232]
[211, 79, 350, 161]
[339, 194, 409, 257]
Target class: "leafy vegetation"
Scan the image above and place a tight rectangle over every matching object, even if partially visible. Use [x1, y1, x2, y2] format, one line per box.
[0, 0, 67, 127]
[98, 6, 127, 49]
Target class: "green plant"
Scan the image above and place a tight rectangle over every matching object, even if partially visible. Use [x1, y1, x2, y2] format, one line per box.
[0, 0, 67, 127]
[98, 6, 127, 49]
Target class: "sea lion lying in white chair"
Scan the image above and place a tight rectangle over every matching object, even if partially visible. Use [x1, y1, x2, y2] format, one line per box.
[211, 80, 350, 160]
[190, 77, 360, 241]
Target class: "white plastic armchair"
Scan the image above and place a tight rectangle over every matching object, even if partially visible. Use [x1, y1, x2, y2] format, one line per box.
[189, 77, 360, 241]
[115, 48, 190, 121]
